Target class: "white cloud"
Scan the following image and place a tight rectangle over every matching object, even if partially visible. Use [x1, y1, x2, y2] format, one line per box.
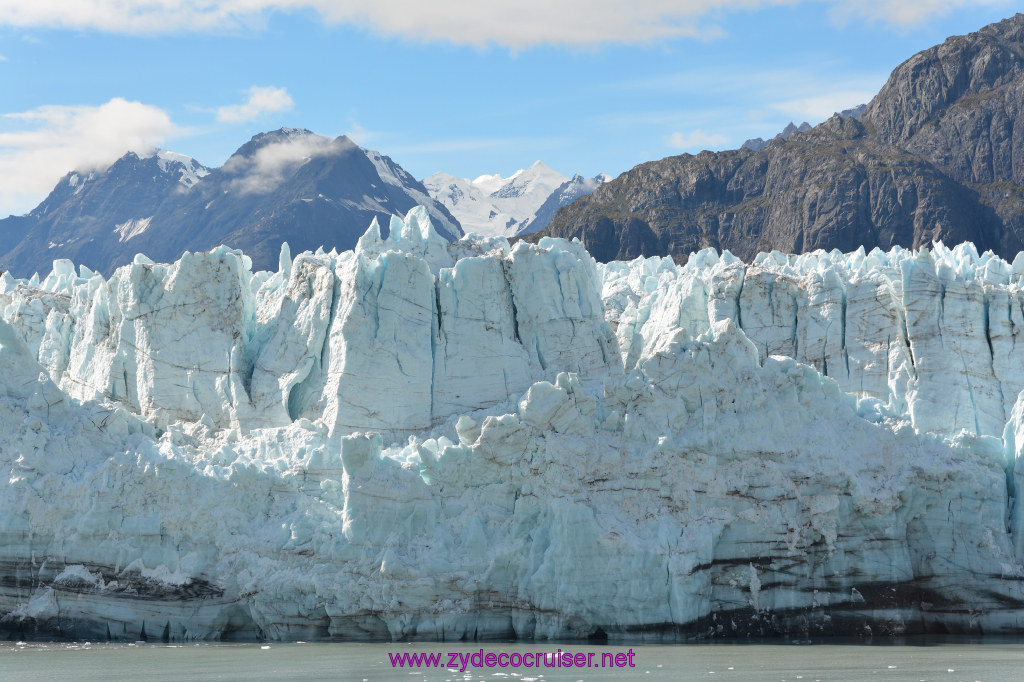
[0, 0, 784, 45]
[773, 89, 879, 122]
[830, 0, 1013, 27]
[0, 0, 990, 48]
[0, 53, 8, 61]
[0, 98, 177, 217]
[668, 129, 730, 150]
[216, 86, 294, 123]
[224, 133, 334, 194]
[307, 0, 788, 48]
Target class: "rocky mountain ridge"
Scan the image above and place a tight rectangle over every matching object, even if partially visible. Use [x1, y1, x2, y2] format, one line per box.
[0, 129, 462, 277]
[741, 120, 812, 151]
[538, 13, 1024, 264]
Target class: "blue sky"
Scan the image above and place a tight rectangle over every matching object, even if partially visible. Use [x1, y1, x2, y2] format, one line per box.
[0, 1, 1018, 217]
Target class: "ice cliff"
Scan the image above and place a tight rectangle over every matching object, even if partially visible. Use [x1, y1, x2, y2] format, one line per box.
[3, 207, 1024, 641]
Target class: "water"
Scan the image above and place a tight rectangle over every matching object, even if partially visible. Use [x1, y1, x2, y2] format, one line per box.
[3, 641, 1024, 681]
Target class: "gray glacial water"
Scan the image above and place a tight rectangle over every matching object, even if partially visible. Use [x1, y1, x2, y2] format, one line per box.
[2, 640, 1024, 681]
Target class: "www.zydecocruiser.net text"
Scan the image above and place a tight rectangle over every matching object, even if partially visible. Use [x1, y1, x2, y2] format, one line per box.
[388, 648, 637, 672]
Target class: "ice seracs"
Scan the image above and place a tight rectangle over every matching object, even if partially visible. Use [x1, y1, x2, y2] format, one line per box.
[601, 240, 1024, 441]
[3, 213, 1024, 641]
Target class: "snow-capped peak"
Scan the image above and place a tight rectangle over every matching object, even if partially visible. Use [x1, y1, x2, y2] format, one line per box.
[467, 161, 565, 198]
[516, 171, 611, 236]
[153, 149, 210, 188]
[470, 172, 508, 195]
[491, 161, 565, 200]
[424, 162, 571, 238]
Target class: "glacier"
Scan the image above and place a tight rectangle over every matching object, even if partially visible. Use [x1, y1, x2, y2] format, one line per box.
[3, 207, 1024, 641]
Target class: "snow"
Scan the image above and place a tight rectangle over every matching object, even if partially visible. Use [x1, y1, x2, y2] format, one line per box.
[152, 149, 210, 188]
[114, 216, 153, 242]
[553, 172, 610, 205]
[469, 171, 509, 195]
[424, 162, 570, 238]
[2, 217, 1024, 641]
[64, 171, 94, 195]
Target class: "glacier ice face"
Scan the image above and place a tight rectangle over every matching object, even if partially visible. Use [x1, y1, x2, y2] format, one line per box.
[3, 213, 1024, 641]
[602, 241, 1024, 441]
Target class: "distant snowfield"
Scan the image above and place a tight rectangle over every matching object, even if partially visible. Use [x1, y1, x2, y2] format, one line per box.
[3, 208, 1024, 641]
[424, 162, 608, 238]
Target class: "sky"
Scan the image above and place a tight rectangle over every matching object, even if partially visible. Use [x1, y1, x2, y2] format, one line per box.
[0, 1, 1019, 218]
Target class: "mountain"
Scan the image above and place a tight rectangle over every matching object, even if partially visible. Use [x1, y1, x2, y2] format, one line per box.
[538, 14, 1024, 264]
[0, 129, 462, 277]
[424, 162, 608, 237]
[0, 151, 210, 274]
[526, 172, 613, 235]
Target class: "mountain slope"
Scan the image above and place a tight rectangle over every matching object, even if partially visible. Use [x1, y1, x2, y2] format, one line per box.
[0, 129, 462, 277]
[524, 172, 612, 236]
[0, 151, 209, 277]
[127, 130, 461, 274]
[538, 13, 1024, 263]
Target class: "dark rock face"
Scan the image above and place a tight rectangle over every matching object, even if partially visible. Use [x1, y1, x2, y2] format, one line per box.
[0, 130, 462, 277]
[541, 14, 1024, 263]
[0, 153, 198, 276]
[125, 133, 461, 276]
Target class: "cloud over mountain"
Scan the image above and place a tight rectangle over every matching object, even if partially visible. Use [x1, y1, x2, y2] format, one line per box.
[216, 86, 294, 124]
[0, 98, 176, 217]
